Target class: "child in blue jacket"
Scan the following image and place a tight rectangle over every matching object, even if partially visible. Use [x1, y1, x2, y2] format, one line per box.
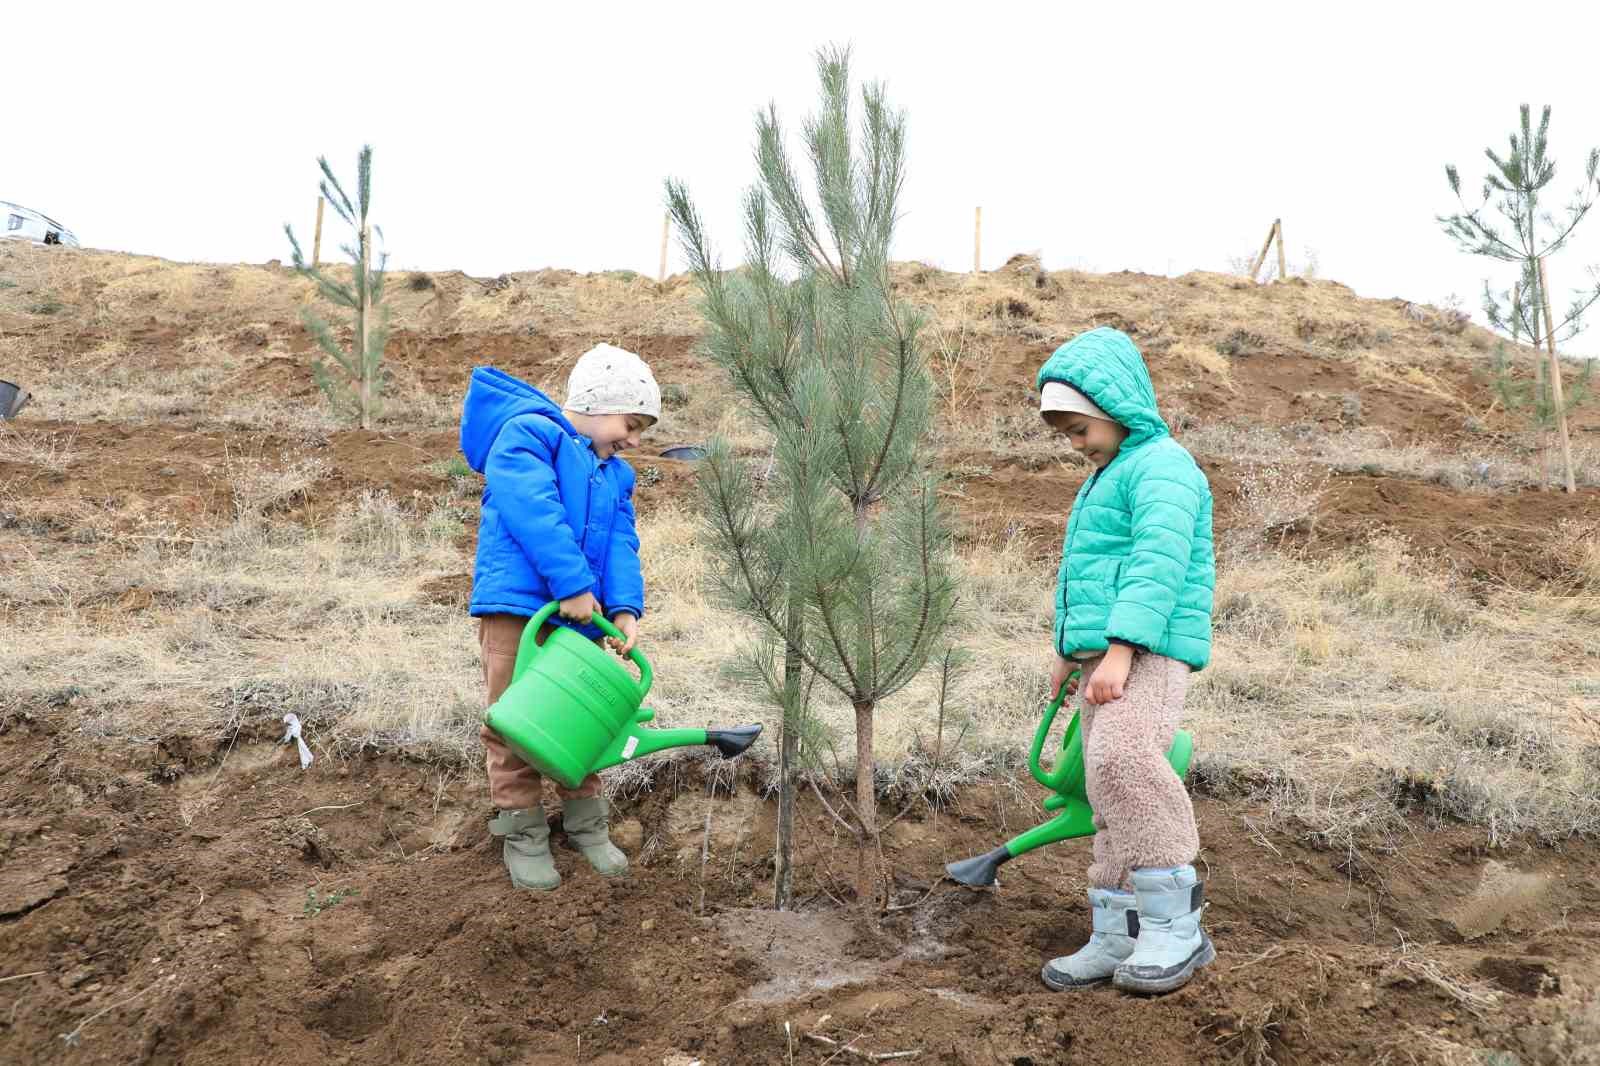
[459, 343, 659, 891]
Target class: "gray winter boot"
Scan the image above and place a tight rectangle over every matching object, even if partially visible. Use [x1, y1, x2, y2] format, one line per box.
[1041, 888, 1138, 990]
[1113, 865, 1214, 994]
[561, 796, 628, 877]
[489, 806, 561, 891]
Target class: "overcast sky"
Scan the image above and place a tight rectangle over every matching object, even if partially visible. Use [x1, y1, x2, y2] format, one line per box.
[7, 2, 1600, 351]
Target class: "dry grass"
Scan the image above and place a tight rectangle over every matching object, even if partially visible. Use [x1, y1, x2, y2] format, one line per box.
[1231, 460, 1330, 551]
[6, 476, 1598, 847]
[3, 490, 480, 758]
[1167, 339, 1238, 385]
[1192, 533, 1600, 846]
[1183, 421, 1600, 491]
[0, 242, 703, 341]
[0, 425, 77, 470]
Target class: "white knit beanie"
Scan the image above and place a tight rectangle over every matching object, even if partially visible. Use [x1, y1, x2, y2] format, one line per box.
[1040, 381, 1112, 423]
[564, 343, 661, 422]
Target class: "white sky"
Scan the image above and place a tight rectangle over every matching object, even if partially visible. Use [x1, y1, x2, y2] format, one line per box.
[7, 2, 1600, 351]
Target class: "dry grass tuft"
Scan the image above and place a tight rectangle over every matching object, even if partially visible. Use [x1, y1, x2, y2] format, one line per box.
[1232, 460, 1329, 550]
[1381, 945, 1501, 1019]
[0, 425, 77, 471]
[224, 448, 331, 518]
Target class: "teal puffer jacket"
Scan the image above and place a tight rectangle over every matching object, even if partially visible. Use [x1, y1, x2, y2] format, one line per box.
[1037, 328, 1215, 670]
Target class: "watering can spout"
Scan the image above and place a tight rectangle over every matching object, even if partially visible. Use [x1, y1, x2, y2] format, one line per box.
[706, 725, 762, 759]
[943, 680, 1194, 887]
[483, 604, 766, 789]
[945, 845, 1012, 887]
[590, 719, 764, 775]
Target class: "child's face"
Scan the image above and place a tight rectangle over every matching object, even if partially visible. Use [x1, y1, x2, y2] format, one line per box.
[1044, 411, 1128, 468]
[568, 411, 654, 460]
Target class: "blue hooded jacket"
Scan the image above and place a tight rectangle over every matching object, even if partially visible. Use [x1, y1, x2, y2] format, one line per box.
[459, 366, 644, 636]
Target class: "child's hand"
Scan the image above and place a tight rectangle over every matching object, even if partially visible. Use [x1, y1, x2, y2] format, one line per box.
[606, 613, 639, 656]
[1050, 654, 1079, 700]
[1084, 644, 1134, 705]
[558, 591, 601, 622]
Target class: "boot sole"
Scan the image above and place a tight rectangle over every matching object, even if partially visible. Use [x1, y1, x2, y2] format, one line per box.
[1112, 936, 1215, 995]
[1040, 964, 1114, 991]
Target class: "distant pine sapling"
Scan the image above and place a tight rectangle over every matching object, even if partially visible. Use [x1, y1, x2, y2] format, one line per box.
[1440, 105, 1600, 491]
[284, 145, 389, 429]
[667, 46, 960, 906]
[1488, 273, 1594, 441]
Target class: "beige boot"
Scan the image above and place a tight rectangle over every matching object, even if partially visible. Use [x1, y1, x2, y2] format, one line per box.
[561, 796, 628, 877]
[489, 806, 560, 891]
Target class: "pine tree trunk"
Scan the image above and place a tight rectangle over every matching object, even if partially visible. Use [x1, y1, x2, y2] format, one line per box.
[774, 721, 795, 910]
[853, 698, 877, 904]
[358, 222, 372, 431]
[774, 594, 802, 911]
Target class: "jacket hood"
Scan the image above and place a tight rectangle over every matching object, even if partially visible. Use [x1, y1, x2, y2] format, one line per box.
[460, 367, 576, 472]
[1035, 327, 1169, 448]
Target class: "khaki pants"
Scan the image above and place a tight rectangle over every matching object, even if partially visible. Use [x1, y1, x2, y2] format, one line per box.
[479, 614, 602, 810]
[1078, 651, 1199, 891]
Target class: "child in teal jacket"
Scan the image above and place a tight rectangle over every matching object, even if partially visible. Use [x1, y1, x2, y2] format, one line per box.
[1034, 327, 1216, 996]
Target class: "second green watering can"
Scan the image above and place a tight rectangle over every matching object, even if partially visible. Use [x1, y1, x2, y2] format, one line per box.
[483, 602, 762, 789]
[945, 676, 1193, 887]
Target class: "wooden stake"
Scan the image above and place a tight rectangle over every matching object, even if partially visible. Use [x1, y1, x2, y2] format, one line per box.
[358, 222, 372, 431]
[311, 196, 325, 268]
[658, 212, 670, 284]
[1528, 277, 1551, 488]
[1536, 256, 1577, 494]
[1248, 219, 1279, 282]
[1275, 220, 1287, 281]
[973, 206, 982, 274]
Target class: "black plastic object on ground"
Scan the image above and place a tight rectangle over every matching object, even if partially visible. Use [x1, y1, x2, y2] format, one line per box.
[0, 381, 29, 419]
[659, 445, 706, 461]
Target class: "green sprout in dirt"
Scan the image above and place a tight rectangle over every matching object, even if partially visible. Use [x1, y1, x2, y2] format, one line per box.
[667, 46, 959, 908]
[284, 145, 389, 430]
[303, 886, 359, 918]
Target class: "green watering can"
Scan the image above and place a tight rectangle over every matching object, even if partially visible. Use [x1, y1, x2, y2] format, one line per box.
[483, 602, 763, 789]
[944, 673, 1193, 887]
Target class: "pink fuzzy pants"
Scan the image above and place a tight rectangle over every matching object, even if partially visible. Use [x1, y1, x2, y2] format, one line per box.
[1078, 651, 1199, 891]
[478, 614, 602, 810]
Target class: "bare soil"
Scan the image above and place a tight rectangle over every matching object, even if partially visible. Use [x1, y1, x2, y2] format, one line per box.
[3, 718, 1598, 1065]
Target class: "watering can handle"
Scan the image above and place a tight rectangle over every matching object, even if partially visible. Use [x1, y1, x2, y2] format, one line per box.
[524, 602, 654, 701]
[1026, 670, 1081, 791]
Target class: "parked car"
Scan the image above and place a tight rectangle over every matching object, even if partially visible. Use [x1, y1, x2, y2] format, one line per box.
[1, 201, 79, 247]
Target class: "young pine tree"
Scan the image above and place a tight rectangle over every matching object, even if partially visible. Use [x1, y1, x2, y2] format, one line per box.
[1440, 105, 1600, 491]
[284, 146, 389, 430]
[666, 47, 959, 906]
